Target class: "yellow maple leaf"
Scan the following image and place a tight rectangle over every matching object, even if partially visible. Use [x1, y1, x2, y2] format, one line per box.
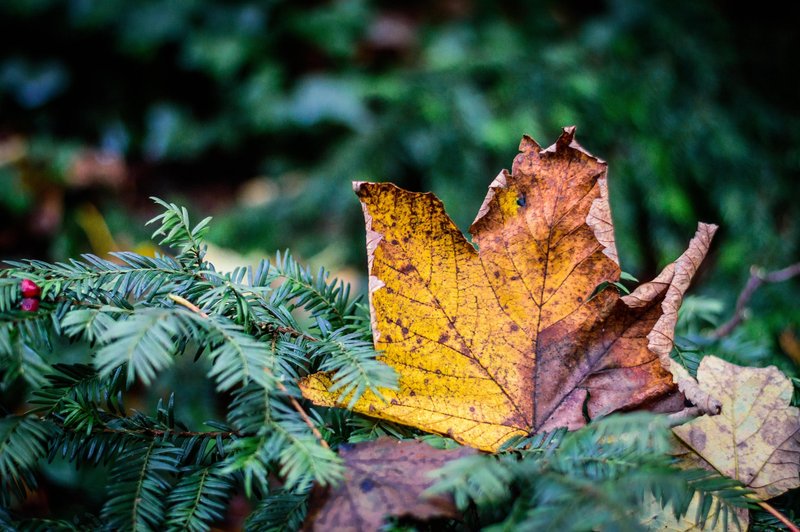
[301, 127, 717, 451]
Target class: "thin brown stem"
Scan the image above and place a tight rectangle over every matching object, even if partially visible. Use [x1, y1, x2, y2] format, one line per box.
[258, 322, 318, 342]
[712, 262, 800, 339]
[276, 379, 329, 450]
[756, 499, 799, 532]
[169, 293, 208, 318]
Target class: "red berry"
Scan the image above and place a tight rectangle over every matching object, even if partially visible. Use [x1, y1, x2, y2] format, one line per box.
[20, 298, 39, 312]
[20, 279, 41, 298]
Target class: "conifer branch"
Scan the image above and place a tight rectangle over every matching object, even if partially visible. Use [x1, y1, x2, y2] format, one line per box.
[48, 417, 238, 440]
[174, 290, 329, 450]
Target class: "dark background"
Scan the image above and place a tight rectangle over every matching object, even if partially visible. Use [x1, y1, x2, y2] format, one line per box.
[1, 0, 798, 370]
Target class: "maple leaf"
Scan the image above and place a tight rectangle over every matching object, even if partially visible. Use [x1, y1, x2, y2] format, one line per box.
[673, 356, 800, 500]
[301, 127, 717, 451]
[303, 438, 475, 531]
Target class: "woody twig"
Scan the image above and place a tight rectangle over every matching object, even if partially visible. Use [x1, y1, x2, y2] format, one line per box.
[711, 262, 800, 339]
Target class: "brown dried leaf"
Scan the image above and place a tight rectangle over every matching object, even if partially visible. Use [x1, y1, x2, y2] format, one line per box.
[303, 438, 475, 531]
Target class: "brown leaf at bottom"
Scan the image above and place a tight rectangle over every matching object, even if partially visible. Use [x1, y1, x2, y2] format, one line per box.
[303, 438, 475, 531]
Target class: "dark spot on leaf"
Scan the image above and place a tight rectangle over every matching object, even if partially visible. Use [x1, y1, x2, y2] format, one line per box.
[494, 271, 500, 279]
[399, 264, 414, 274]
[469, 406, 475, 412]
[689, 426, 706, 451]
[438, 333, 449, 343]
[510, 275, 519, 281]
[410, 390, 416, 396]
[369, 404, 376, 412]
[360, 478, 376, 492]
[384, 335, 393, 343]
[510, 324, 519, 332]
[435, 369, 442, 375]
[402, 236, 410, 242]
[516, 194, 527, 207]
[386, 287, 394, 294]
[401, 326, 409, 335]
[576, 296, 583, 302]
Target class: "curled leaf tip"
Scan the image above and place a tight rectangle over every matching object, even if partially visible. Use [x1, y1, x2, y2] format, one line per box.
[559, 125, 577, 144]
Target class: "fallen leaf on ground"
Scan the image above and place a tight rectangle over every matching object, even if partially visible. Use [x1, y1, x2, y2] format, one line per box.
[673, 356, 800, 500]
[303, 438, 475, 531]
[301, 128, 717, 451]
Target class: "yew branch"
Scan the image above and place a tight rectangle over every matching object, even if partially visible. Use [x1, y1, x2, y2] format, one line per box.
[168, 292, 329, 450]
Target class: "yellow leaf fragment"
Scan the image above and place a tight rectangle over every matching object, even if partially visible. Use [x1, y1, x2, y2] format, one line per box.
[673, 356, 800, 499]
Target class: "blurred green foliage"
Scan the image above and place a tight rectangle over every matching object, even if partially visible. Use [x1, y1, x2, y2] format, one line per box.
[0, 2, 798, 361]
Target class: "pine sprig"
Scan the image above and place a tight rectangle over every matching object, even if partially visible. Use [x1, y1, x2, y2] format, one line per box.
[147, 197, 212, 267]
[270, 252, 360, 332]
[61, 307, 118, 344]
[198, 312, 278, 392]
[670, 336, 705, 378]
[3, 252, 195, 305]
[95, 307, 197, 386]
[308, 329, 397, 408]
[0, 415, 55, 505]
[245, 489, 309, 532]
[0, 278, 19, 313]
[346, 415, 417, 443]
[101, 439, 184, 532]
[0, 310, 59, 389]
[227, 383, 271, 434]
[268, 400, 344, 491]
[164, 464, 234, 532]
